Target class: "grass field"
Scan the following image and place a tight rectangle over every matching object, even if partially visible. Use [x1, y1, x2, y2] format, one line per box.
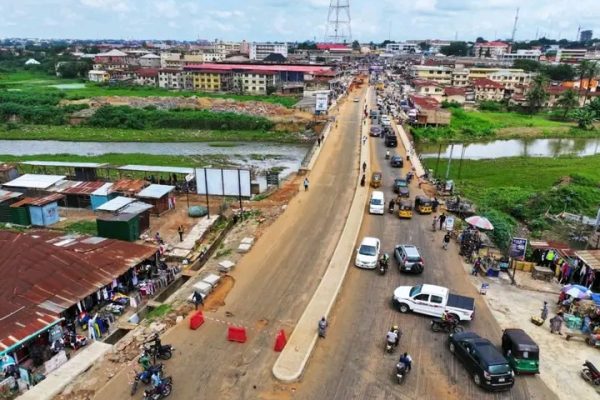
[412, 108, 585, 142]
[0, 124, 305, 143]
[62, 220, 98, 236]
[0, 71, 299, 107]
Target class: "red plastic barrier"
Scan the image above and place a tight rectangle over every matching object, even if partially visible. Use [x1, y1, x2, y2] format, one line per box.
[227, 326, 247, 343]
[189, 311, 205, 330]
[273, 329, 287, 352]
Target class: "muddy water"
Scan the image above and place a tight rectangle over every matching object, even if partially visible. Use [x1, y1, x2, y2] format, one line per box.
[419, 137, 600, 159]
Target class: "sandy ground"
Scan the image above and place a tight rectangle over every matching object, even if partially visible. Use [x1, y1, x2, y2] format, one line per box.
[467, 268, 600, 400]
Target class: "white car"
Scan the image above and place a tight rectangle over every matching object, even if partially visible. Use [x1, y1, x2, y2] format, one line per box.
[353, 97, 360, 102]
[355, 236, 381, 269]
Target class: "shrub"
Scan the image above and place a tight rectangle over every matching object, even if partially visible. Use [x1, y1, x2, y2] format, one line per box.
[478, 101, 504, 112]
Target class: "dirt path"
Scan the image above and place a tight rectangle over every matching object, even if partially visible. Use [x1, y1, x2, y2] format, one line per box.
[88, 88, 365, 400]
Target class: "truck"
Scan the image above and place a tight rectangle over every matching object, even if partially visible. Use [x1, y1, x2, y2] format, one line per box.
[392, 284, 475, 321]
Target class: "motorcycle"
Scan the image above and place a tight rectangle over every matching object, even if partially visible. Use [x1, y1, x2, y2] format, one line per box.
[131, 364, 164, 396]
[430, 318, 464, 334]
[388, 201, 395, 214]
[143, 377, 173, 400]
[395, 362, 408, 384]
[385, 328, 401, 353]
[581, 360, 600, 386]
[385, 151, 390, 160]
[145, 343, 174, 361]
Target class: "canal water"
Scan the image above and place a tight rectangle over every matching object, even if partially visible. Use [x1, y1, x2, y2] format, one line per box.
[418, 137, 600, 160]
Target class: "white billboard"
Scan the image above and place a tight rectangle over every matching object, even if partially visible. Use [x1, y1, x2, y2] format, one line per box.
[195, 168, 251, 197]
[315, 92, 329, 112]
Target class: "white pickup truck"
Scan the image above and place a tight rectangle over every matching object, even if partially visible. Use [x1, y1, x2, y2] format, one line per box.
[392, 284, 475, 321]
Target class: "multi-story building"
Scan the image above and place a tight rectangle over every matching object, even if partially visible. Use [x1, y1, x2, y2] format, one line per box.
[233, 71, 279, 95]
[412, 79, 444, 102]
[213, 40, 242, 58]
[160, 52, 183, 69]
[385, 42, 418, 54]
[411, 65, 453, 85]
[94, 49, 130, 66]
[473, 78, 505, 101]
[487, 70, 533, 90]
[451, 67, 470, 87]
[189, 69, 228, 92]
[474, 41, 510, 58]
[158, 69, 186, 90]
[88, 70, 110, 83]
[138, 53, 161, 68]
[134, 68, 159, 86]
[249, 42, 288, 60]
[443, 87, 468, 105]
[467, 67, 524, 80]
[555, 48, 587, 63]
[500, 49, 541, 62]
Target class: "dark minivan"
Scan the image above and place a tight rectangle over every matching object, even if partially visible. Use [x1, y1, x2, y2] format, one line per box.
[384, 133, 398, 147]
[449, 332, 514, 391]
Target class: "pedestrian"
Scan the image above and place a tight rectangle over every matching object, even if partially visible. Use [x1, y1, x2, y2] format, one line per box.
[540, 301, 548, 321]
[155, 232, 161, 244]
[549, 312, 564, 335]
[362, 136, 367, 145]
[471, 257, 481, 276]
[442, 232, 451, 250]
[192, 291, 204, 310]
[177, 225, 184, 242]
[439, 213, 446, 230]
[362, 161, 367, 173]
[587, 269, 596, 289]
[432, 215, 438, 231]
[317, 137, 321, 147]
[318, 317, 328, 338]
[304, 177, 309, 191]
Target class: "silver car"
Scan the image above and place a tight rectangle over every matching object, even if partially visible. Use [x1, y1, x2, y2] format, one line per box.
[394, 244, 424, 274]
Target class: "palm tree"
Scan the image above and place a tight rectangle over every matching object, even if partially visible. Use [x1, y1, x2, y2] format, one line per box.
[526, 74, 549, 114]
[577, 60, 600, 105]
[556, 89, 579, 118]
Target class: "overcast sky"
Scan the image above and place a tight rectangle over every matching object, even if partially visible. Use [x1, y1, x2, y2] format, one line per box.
[0, 0, 598, 42]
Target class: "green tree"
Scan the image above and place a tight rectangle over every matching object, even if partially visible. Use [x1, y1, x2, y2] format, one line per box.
[526, 75, 549, 114]
[418, 41, 430, 51]
[513, 59, 541, 72]
[577, 60, 600, 105]
[556, 89, 579, 118]
[572, 108, 596, 129]
[440, 42, 469, 56]
[542, 64, 576, 81]
[352, 40, 360, 51]
[476, 37, 486, 43]
[57, 62, 79, 79]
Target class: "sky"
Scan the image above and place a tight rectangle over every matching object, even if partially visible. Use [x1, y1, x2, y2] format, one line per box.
[0, 0, 598, 43]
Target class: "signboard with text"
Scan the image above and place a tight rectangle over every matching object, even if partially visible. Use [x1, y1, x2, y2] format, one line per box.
[509, 237, 528, 260]
[315, 92, 329, 112]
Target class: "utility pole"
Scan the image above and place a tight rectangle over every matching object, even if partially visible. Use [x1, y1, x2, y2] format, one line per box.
[445, 144, 455, 180]
[576, 25, 581, 41]
[511, 8, 519, 43]
[535, 27, 539, 40]
[325, 0, 352, 43]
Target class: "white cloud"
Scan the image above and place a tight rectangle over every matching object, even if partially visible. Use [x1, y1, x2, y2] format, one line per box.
[153, 0, 179, 18]
[80, 0, 129, 12]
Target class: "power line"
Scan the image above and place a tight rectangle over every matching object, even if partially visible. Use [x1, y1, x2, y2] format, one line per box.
[325, 0, 352, 43]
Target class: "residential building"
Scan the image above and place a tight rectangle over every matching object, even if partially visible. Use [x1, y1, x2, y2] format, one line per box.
[411, 65, 452, 85]
[138, 53, 161, 68]
[233, 71, 279, 95]
[408, 95, 451, 125]
[94, 49, 129, 65]
[133, 68, 159, 86]
[474, 41, 510, 58]
[385, 42, 418, 54]
[487, 70, 533, 90]
[443, 87, 468, 105]
[473, 78, 505, 101]
[214, 40, 243, 58]
[556, 48, 587, 63]
[580, 30, 593, 42]
[500, 49, 542, 62]
[88, 70, 110, 83]
[158, 69, 186, 90]
[467, 67, 526, 80]
[412, 79, 444, 102]
[249, 42, 288, 60]
[160, 52, 183, 69]
[189, 69, 230, 92]
[451, 67, 470, 87]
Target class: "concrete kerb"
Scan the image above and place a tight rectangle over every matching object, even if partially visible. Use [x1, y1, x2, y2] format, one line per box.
[391, 120, 425, 178]
[272, 87, 372, 382]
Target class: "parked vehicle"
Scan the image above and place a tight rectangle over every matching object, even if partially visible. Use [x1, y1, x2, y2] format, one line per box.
[144, 343, 173, 361]
[393, 284, 475, 321]
[581, 360, 600, 386]
[370, 172, 382, 188]
[384, 133, 398, 147]
[390, 155, 403, 168]
[397, 200, 413, 219]
[131, 364, 164, 396]
[448, 332, 515, 392]
[501, 329, 539, 374]
[369, 191, 385, 215]
[142, 376, 173, 400]
[355, 237, 381, 269]
[394, 245, 424, 274]
[414, 196, 433, 214]
[431, 318, 464, 334]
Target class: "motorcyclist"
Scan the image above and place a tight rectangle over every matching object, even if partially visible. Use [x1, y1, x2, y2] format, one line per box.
[150, 372, 163, 395]
[441, 311, 457, 328]
[388, 199, 395, 213]
[386, 150, 390, 159]
[379, 253, 389, 270]
[138, 351, 152, 371]
[386, 329, 398, 348]
[399, 352, 412, 371]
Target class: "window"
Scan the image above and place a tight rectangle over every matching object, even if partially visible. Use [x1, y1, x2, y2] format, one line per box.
[430, 295, 443, 304]
[414, 294, 429, 302]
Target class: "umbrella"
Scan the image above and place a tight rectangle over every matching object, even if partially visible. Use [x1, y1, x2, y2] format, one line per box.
[465, 216, 494, 230]
[564, 286, 592, 300]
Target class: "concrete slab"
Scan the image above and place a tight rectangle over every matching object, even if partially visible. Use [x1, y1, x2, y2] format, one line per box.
[18, 342, 112, 400]
[192, 280, 212, 296]
[272, 87, 372, 382]
[218, 260, 235, 273]
[201, 273, 220, 288]
[240, 237, 254, 245]
[237, 243, 252, 253]
[173, 216, 219, 251]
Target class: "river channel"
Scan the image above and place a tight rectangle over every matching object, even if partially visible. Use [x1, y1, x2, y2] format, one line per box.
[418, 137, 600, 160]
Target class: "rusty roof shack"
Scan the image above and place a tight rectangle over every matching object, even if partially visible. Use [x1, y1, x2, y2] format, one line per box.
[0, 230, 155, 357]
[50, 180, 108, 208]
[110, 179, 149, 197]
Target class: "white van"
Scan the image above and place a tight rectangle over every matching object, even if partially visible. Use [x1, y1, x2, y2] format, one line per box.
[369, 191, 385, 215]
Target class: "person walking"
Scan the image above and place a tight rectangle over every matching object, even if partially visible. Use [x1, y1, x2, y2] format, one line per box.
[362, 162, 367, 173]
[439, 213, 446, 231]
[303, 177, 309, 191]
[177, 225, 184, 242]
[192, 291, 204, 311]
[540, 301, 549, 322]
[432, 215, 438, 232]
[442, 232, 451, 250]
[549, 312, 564, 335]
[317, 137, 321, 147]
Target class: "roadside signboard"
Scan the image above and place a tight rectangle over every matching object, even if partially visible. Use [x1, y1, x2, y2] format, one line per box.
[266, 171, 279, 187]
[445, 216, 455, 231]
[315, 92, 329, 112]
[509, 237, 528, 260]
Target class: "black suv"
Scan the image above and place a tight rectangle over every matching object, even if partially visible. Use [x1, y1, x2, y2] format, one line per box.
[390, 155, 403, 168]
[384, 133, 398, 147]
[448, 332, 514, 391]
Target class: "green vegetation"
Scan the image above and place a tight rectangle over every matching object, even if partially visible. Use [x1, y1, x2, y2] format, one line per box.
[0, 124, 305, 143]
[63, 220, 97, 236]
[412, 109, 577, 142]
[425, 156, 600, 247]
[88, 105, 273, 131]
[146, 304, 172, 322]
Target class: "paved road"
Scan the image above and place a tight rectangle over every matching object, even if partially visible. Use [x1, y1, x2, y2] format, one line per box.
[93, 88, 365, 400]
[295, 95, 559, 400]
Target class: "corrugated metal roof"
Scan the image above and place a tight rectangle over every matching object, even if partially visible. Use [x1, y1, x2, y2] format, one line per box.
[110, 179, 148, 194]
[3, 174, 65, 189]
[0, 189, 23, 204]
[576, 250, 600, 271]
[136, 184, 175, 199]
[96, 196, 135, 212]
[121, 201, 153, 214]
[91, 182, 113, 196]
[118, 165, 194, 174]
[10, 193, 64, 207]
[58, 181, 107, 195]
[0, 230, 155, 352]
[20, 161, 108, 168]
